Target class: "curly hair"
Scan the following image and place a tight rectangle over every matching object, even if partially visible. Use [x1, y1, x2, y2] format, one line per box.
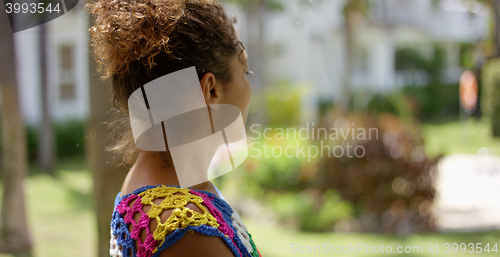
[87, 0, 243, 166]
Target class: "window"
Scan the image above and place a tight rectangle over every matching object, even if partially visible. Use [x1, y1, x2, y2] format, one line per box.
[59, 44, 76, 101]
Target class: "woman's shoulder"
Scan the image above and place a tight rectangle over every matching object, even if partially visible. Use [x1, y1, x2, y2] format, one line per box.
[110, 185, 261, 257]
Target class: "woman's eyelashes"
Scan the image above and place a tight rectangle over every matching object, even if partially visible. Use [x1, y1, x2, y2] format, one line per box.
[244, 70, 254, 82]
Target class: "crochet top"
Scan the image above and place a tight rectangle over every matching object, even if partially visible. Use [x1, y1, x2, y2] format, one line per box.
[109, 185, 261, 257]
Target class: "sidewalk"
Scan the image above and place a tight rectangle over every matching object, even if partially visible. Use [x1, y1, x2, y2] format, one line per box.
[433, 151, 500, 232]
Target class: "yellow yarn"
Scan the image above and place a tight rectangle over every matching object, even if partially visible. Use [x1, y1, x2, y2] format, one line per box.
[138, 186, 220, 253]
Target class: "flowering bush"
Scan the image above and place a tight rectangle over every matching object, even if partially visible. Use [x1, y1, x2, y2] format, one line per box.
[317, 111, 437, 234]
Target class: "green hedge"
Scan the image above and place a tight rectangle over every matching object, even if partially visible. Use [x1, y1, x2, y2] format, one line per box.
[266, 190, 353, 232]
[27, 119, 87, 161]
[263, 80, 303, 127]
[402, 84, 460, 120]
[395, 47, 445, 83]
[481, 59, 500, 137]
[366, 92, 413, 120]
[364, 84, 460, 121]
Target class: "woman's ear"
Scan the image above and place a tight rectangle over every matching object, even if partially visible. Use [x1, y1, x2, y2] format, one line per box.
[200, 72, 220, 105]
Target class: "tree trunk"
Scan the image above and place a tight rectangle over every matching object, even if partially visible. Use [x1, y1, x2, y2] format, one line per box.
[494, 0, 500, 57]
[38, 22, 55, 174]
[246, 1, 266, 124]
[341, 6, 356, 112]
[0, 5, 33, 256]
[86, 17, 128, 257]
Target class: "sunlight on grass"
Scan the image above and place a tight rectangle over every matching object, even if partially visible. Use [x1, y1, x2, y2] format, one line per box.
[0, 159, 96, 257]
[26, 171, 95, 257]
[422, 118, 500, 159]
[245, 219, 500, 257]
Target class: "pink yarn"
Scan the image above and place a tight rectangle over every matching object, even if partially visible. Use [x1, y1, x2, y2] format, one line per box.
[190, 190, 234, 238]
[116, 194, 158, 256]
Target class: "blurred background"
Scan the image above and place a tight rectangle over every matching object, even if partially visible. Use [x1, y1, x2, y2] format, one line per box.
[0, 0, 499, 256]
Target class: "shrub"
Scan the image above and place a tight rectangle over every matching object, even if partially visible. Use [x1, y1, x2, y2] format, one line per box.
[240, 133, 309, 194]
[366, 92, 414, 120]
[26, 125, 39, 161]
[317, 111, 437, 234]
[55, 120, 86, 159]
[225, 111, 436, 234]
[266, 189, 354, 232]
[264, 80, 304, 127]
[26, 119, 87, 161]
[395, 47, 445, 83]
[226, 125, 353, 232]
[402, 84, 460, 120]
[363, 84, 460, 122]
[481, 58, 500, 137]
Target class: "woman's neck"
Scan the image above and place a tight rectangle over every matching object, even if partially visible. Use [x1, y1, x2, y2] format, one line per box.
[120, 151, 218, 196]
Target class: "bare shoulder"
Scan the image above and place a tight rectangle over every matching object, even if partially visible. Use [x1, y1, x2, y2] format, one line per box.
[158, 227, 235, 257]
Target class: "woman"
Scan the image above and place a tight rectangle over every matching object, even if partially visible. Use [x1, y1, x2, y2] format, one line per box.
[87, 0, 260, 256]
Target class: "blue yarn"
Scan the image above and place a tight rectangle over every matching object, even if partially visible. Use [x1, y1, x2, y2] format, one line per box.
[150, 225, 241, 257]
[111, 209, 136, 257]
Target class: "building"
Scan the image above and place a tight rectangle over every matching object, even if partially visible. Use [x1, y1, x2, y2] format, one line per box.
[13, 1, 89, 125]
[11, 0, 489, 125]
[253, 0, 488, 120]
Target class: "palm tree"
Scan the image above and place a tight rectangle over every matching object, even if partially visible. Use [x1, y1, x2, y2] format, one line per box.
[341, 0, 369, 112]
[474, 0, 500, 56]
[474, 0, 500, 136]
[460, 0, 500, 56]
[0, 5, 33, 257]
[86, 16, 128, 257]
[493, 0, 500, 56]
[38, 21, 56, 175]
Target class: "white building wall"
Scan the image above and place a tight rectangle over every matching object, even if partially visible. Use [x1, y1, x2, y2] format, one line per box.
[15, 27, 42, 125]
[13, 3, 89, 125]
[48, 8, 89, 122]
[367, 29, 395, 93]
[264, 0, 345, 84]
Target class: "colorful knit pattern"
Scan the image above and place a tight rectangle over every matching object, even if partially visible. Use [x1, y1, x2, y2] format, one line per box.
[109, 185, 261, 257]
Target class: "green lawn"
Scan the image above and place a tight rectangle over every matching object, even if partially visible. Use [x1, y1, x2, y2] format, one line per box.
[0, 158, 96, 257]
[246, 219, 500, 256]
[422, 118, 500, 159]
